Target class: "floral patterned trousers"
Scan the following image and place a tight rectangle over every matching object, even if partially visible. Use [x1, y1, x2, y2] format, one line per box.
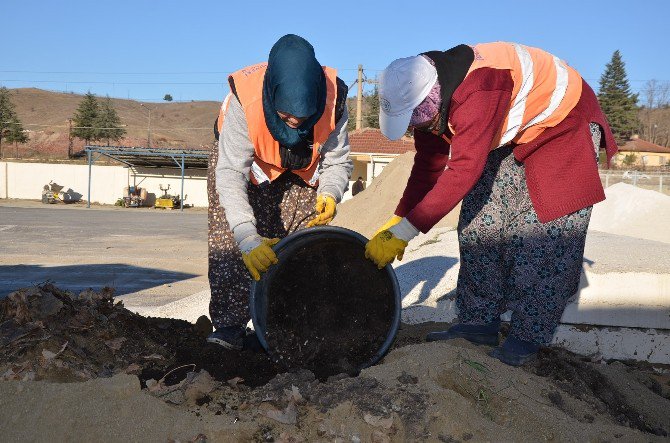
[207, 144, 317, 329]
[455, 125, 600, 345]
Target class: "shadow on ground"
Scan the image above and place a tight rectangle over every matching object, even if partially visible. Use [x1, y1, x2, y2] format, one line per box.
[394, 256, 459, 306]
[0, 264, 198, 298]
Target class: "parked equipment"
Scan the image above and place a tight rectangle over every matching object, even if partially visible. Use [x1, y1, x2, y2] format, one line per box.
[42, 181, 80, 204]
[155, 184, 183, 209]
[41, 184, 56, 204]
[122, 186, 148, 208]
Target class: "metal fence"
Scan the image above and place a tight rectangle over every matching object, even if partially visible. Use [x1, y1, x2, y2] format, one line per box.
[599, 170, 670, 195]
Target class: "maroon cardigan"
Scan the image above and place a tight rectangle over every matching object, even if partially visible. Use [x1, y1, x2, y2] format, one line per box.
[395, 68, 618, 233]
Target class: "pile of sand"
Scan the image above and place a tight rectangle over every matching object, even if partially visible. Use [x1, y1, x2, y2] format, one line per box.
[590, 183, 670, 244]
[333, 152, 460, 238]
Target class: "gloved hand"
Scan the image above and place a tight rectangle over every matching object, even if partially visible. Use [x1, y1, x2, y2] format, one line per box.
[365, 230, 408, 269]
[373, 215, 403, 236]
[365, 217, 420, 269]
[239, 235, 281, 281]
[307, 194, 337, 227]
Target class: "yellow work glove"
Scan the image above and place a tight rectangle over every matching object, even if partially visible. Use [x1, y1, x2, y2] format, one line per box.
[373, 215, 403, 236]
[365, 230, 408, 269]
[307, 194, 337, 227]
[240, 236, 281, 281]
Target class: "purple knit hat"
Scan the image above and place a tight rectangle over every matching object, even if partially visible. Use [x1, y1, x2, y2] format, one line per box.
[409, 56, 441, 127]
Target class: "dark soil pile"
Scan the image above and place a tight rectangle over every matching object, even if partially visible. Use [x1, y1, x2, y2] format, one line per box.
[265, 238, 396, 379]
[0, 284, 281, 387]
[526, 347, 669, 437]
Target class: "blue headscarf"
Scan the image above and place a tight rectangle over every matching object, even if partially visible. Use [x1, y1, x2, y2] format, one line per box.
[262, 34, 326, 149]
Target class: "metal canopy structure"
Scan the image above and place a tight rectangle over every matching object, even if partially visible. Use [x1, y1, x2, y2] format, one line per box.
[82, 145, 209, 212]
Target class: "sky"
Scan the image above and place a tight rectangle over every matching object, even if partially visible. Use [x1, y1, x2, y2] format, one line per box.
[2, 0, 669, 103]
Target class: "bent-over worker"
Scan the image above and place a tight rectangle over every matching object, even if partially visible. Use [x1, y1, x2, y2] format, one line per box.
[207, 34, 352, 350]
[365, 42, 617, 365]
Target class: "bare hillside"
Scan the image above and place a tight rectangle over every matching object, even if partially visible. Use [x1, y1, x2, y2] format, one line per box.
[5, 88, 221, 158]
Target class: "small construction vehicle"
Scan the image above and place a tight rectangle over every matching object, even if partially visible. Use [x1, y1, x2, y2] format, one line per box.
[155, 184, 182, 209]
[122, 186, 148, 208]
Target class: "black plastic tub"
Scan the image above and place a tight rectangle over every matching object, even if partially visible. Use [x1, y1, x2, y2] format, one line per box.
[250, 226, 401, 377]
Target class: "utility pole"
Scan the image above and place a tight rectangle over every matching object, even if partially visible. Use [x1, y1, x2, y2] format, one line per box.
[140, 103, 153, 148]
[356, 64, 363, 130]
[67, 119, 73, 158]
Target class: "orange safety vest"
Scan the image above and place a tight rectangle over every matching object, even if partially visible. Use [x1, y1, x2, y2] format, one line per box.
[441, 42, 582, 148]
[217, 63, 338, 186]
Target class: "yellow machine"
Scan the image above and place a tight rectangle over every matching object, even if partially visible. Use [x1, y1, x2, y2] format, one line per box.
[155, 184, 182, 209]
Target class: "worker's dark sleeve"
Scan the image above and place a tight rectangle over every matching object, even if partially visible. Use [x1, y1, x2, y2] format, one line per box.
[394, 130, 451, 217]
[403, 87, 512, 233]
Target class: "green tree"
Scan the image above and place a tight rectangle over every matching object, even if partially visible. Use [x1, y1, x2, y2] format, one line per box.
[96, 96, 126, 145]
[598, 50, 639, 143]
[0, 87, 26, 158]
[622, 153, 638, 167]
[346, 97, 357, 132]
[163, 94, 173, 102]
[7, 115, 28, 158]
[366, 85, 380, 129]
[71, 92, 100, 144]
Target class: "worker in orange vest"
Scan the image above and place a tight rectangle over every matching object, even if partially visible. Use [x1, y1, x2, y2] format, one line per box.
[207, 34, 352, 350]
[365, 43, 618, 365]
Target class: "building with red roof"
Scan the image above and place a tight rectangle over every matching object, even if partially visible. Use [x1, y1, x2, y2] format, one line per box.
[343, 128, 415, 199]
[614, 136, 670, 169]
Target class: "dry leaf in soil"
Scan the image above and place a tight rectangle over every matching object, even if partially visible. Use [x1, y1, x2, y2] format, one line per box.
[104, 337, 126, 352]
[363, 413, 394, 429]
[263, 400, 298, 425]
[227, 376, 244, 389]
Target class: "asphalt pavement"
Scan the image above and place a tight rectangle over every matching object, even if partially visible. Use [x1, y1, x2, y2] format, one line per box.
[0, 201, 209, 306]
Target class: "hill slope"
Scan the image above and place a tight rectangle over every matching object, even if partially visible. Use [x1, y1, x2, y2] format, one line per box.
[4, 88, 221, 158]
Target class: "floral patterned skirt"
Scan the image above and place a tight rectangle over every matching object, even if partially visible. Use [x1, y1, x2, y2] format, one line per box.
[207, 144, 317, 329]
[455, 143, 595, 345]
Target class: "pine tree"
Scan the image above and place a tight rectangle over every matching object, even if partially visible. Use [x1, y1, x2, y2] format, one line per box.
[0, 87, 26, 158]
[366, 85, 380, 129]
[7, 115, 28, 158]
[96, 96, 126, 145]
[71, 92, 100, 144]
[346, 98, 357, 132]
[598, 50, 639, 143]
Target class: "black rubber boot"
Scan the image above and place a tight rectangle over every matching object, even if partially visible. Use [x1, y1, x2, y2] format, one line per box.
[489, 336, 540, 366]
[242, 330, 264, 353]
[426, 321, 501, 346]
[206, 325, 245, 351]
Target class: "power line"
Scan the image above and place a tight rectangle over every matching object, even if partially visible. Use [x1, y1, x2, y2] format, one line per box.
[0, 79, 228, 85]
[0, 70, 235, 75]
[0, 68, 379, 75]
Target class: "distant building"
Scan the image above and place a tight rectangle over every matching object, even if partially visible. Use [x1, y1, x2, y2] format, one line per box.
[344, 128, 415, 200]
[613, 136, 670, 169]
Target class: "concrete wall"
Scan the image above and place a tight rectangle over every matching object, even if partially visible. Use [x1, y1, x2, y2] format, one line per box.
[0, 161, 208, 207]
[1, 162, 7, 199]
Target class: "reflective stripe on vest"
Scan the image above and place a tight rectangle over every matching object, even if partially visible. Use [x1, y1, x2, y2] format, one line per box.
[443, 42, 582, 149]
[219, 63, 338, 186]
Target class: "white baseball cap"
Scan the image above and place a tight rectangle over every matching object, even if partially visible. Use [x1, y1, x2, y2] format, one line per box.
[379, 55, 438, 140]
